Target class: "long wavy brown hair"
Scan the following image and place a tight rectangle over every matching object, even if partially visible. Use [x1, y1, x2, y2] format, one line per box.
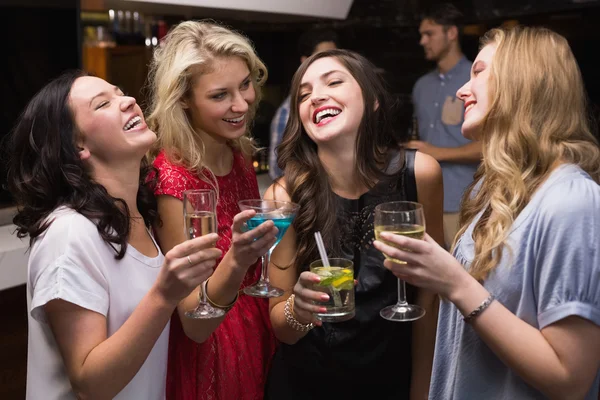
[277, 49, 407, 273]
[6, 70, 158, 259]
[456, 26, 600, 281]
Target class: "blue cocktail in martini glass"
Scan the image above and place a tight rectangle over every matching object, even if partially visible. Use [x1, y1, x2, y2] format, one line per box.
[238, 199, 300, 297]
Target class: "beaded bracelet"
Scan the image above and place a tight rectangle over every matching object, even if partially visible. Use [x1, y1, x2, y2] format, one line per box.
[463, 294, 495, 323]
[199, 278, 238, 313]
[284, 294, 314, 332]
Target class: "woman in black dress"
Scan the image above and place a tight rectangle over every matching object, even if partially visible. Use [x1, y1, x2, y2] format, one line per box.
[263, 49, 445, 399]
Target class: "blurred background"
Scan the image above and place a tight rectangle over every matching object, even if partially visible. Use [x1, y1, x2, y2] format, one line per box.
[2, 0, 600, 397]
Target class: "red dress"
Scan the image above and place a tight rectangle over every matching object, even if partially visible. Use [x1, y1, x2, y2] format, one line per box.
[153, 149, 277, 400]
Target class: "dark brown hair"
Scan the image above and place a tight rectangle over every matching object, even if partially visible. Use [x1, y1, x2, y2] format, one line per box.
[277, 49, 406, 272]
[6, 70, 158, 259]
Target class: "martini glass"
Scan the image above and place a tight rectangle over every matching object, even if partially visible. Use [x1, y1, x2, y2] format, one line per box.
[238, 199, 300, 297]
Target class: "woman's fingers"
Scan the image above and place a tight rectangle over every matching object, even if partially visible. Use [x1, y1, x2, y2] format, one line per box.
[373, 239, 419, 265]
[294, 283, 330, 304]
[379, 231, 429, 253]
[172, 233, 219, 256]
[294, 275, 330, 307]
[247, 230, 277, 253]
[291, 291, 324, 326]
[186, 247, 222, 266]
[236, 221, 277, 245]
[231, 210, 256, 233]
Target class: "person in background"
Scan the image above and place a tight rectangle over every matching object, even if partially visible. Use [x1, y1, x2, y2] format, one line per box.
[410, 3, 480, 248]
[146, 20, 278, 400]
[268, 27, 338, 180]
[8, 71, 222, 399]
[264, 49, 444, 399]
[376, 26, 600, 399]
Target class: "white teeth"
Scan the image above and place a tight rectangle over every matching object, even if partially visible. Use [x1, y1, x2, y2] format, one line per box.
[314, 108, 341, 124]
[465, 103, 475, 114]
[124, 116, 142, 131]
[223, 115, 245, 123]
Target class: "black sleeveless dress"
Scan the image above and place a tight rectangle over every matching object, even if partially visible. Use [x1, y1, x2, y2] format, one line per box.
[265, 149, 419, 400]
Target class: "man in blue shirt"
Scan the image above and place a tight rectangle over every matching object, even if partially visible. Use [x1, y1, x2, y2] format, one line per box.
[410, 3, 481, 248]
[268, 28, 338, 180]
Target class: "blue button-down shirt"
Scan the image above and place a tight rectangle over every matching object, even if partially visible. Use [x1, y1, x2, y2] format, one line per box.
[412, 57, 478, 213]
[268, 95, 290, 180]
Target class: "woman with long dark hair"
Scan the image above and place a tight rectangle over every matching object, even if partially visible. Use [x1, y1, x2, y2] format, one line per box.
[8, 71, 221, 399]
[264, 49, 445, 399]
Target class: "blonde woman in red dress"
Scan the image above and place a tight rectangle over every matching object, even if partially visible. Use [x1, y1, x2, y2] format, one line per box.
[146, 20, 278, 400]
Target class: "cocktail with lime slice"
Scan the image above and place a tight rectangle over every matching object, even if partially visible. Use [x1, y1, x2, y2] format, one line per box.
[310, 258, 355, 322]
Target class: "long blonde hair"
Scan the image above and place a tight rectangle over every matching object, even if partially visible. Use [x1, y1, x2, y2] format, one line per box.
[457, 26, 600, 281]
[146, 20, 268, 173]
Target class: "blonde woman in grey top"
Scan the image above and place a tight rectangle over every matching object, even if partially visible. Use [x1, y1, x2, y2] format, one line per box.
[374, 26, 600, 399]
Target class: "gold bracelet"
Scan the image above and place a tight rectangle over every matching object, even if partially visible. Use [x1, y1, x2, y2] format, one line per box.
[284, 294, 314, 332]
[199, 278, 238, 313]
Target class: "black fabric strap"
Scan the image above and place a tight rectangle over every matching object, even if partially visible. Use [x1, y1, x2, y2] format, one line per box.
[403, 149, 418, 202]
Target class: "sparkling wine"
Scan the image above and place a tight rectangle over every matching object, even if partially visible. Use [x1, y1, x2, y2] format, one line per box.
[186, 211, 217, 239]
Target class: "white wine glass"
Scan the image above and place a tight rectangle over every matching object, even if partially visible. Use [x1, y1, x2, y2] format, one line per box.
[374, 201, 426, 322]
[183, 189, 224, 319]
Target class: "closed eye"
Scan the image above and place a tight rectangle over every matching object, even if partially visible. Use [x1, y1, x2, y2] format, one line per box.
[298, 92, 310, 102]
[329, 80, 342, 87]
[95, 100, 109, 110]
[211, 92, 226, 100]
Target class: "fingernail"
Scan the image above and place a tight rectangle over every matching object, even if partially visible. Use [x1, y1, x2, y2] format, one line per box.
[320, 307, 327, 313]
[314, 277, 321, 283]
[320, 294, 329, 301]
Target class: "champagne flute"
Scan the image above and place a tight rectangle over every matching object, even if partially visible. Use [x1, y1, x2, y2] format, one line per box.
[238, 199, 300, 298]
[183, 189, 224, 319]
[374, 201, 426, 322]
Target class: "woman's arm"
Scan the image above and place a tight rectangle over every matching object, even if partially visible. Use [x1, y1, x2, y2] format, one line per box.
[375, 173, 600, 399]
[265, 182, 323, 344]
[46, 289, 174, 399]
[375, 234, 600, 400]
[154, 195, 277, 343]
[454, 280, 600, 400]
[410, 151, 443, 400]
[45, 234, 221, 399]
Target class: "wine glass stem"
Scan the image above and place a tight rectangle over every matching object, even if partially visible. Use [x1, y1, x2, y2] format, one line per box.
[259, 251, 271, 284]
[396, 278, 408, 306]
[201, 281, 209, 305]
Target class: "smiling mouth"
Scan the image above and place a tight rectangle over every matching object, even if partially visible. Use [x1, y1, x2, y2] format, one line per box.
[123, 115, 142, 131]
[313, 108, 341, 124]
[464, 102, 476, 116]
[223, 115, 245, 124]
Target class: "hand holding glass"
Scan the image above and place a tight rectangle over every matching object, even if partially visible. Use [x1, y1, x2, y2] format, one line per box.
[310, 258, 355, 322]
[238, 199, 299, 298]
[374, 201, 426, 322]
[183, 189, 224, 319]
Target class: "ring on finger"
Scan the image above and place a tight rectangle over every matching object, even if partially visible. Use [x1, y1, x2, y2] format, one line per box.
[187, 255, 193, 265]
